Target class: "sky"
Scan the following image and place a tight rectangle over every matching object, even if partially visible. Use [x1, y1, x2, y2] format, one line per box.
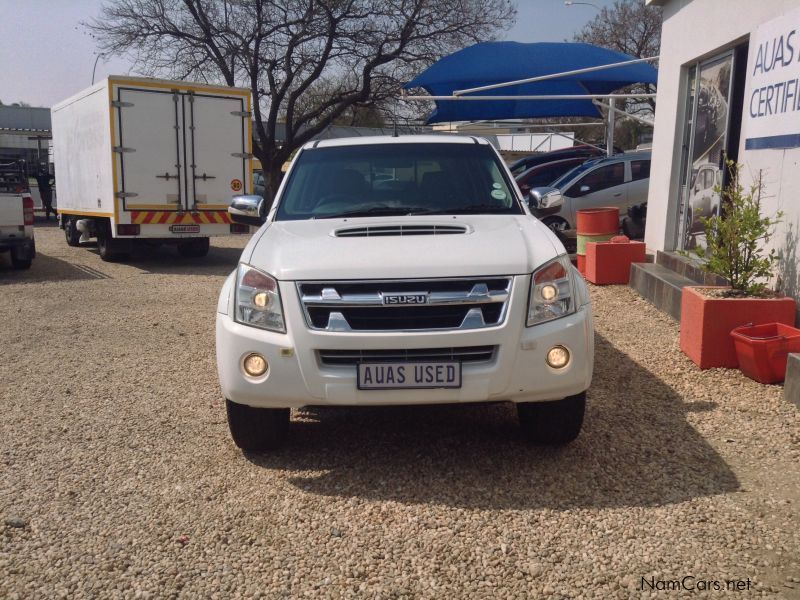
[0, 0, 616, 108]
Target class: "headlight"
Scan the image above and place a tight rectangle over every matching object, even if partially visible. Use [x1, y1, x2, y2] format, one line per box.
[527, 255, 576, 326]
[235, 264, 285, 332]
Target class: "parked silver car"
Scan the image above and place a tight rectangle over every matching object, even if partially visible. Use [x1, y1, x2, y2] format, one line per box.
[529, 151, 651, 232]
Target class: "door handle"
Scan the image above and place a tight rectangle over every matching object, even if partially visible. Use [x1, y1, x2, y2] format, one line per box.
[613, 193, 622, 197]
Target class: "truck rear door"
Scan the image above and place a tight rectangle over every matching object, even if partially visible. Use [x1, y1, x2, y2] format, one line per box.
[116, 88, 187, 211]
[186, 93, 249, 209]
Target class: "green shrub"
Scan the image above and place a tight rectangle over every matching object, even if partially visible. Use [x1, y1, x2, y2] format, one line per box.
[693, 161, 782, 296]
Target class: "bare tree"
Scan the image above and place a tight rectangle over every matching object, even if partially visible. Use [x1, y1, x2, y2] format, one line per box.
[88, 0, 515, 195]
[573, 0, 661, 113]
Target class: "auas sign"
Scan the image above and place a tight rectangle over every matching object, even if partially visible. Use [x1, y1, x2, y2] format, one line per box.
[744, 7, 800, 149]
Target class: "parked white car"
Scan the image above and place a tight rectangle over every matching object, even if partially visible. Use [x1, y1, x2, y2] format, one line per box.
[529, 151, 651, 233]
[216, 136, 594, 450]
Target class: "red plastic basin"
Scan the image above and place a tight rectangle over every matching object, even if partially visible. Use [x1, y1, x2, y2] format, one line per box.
[730, 322, 800, 384]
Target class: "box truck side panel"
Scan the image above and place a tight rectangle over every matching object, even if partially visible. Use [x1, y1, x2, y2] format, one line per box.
[188, 94, 250, 208]
[52, 85, 114, 217]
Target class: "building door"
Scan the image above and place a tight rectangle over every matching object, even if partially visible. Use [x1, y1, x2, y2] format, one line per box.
[677, 52, 735, 250]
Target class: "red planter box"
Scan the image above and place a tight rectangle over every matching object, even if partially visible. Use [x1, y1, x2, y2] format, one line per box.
[731, 323, 800, 384]
[585, 239, 646, 284]
[680, 286, 797, 369]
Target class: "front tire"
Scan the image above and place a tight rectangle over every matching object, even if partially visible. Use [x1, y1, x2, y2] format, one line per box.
[226, 400, 289, 451]
[517, 391, 586, 445]
[177, 237, 210, 258]
[64, 218, 81, 247]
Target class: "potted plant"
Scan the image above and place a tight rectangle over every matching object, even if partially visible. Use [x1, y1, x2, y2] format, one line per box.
[680, 162, 795, 369]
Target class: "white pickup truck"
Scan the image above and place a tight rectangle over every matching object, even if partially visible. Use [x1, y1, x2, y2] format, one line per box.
[0, 159, 35, 270]
[216, 136, 594, 450]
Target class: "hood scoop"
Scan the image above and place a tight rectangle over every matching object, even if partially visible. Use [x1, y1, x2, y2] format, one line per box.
[334, 224, 469, 237]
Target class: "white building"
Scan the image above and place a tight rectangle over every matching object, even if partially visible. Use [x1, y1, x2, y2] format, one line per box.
[645, 0, 800, 301]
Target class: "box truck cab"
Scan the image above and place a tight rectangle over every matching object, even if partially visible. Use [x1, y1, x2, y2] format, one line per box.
[216, 136, 594, 451]
[52, 76, 253, 261]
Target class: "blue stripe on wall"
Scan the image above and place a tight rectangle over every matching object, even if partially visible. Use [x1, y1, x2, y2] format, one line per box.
[745, 133, 800, 150]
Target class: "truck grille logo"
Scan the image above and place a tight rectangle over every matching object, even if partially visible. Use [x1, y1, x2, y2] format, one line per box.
[382, 293, 429, 305]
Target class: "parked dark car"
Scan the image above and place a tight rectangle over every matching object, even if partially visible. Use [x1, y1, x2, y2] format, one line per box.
[509, 144, 620, 177]
[515, 157, 589, 197]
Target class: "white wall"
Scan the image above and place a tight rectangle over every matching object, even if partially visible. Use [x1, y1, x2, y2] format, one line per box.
[645, 0, 800, 255]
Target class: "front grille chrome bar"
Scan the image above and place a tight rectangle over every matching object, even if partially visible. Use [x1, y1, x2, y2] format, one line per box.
[296, 276, 513, 332]
[300, 283, 508, 307]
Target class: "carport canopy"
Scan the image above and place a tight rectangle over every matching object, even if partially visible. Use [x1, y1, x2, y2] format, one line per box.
[403, 42, 658, 124]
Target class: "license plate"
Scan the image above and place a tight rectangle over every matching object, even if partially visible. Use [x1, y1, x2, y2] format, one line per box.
[357, 361, 461, 390]
[169, 225, 200, 233]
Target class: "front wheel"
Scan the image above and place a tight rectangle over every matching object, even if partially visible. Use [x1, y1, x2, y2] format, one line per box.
[517, 391, 586, 445]
[226, 400, 289, 451]
[177, 237, 210, 258]
[64, 218, 81, 247]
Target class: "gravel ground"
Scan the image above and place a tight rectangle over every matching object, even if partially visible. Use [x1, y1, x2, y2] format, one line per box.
[1, 223, 799, 599]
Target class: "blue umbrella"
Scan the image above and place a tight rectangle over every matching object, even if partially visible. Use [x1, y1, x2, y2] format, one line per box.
[404, 42, 658, 123]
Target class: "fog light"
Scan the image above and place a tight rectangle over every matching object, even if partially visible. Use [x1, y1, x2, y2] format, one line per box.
[546, 345, 570, 369]
[243, 353, 268, 377]
[540, 283, 558, 302]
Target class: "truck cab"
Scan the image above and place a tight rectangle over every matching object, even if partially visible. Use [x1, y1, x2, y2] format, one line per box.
[216, 136, 594, 450]
[0, 158, 35, 270]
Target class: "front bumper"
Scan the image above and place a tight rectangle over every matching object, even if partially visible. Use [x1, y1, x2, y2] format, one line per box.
[216, 275, 594, 408]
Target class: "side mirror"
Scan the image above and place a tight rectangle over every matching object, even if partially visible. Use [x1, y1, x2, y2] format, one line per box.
[529, 187, 563, 210]
[229, 195, 266, 226]
[579, 185, 590, 193]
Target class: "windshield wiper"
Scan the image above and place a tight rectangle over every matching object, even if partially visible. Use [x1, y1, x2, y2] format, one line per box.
[315, 206, 428, 219]
[408, 204, 514, 215]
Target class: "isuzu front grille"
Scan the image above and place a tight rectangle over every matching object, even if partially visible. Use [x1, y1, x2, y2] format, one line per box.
[318, 346, 497, 366]
[296, 277, 512, 332]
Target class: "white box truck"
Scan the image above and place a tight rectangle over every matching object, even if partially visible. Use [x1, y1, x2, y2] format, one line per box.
[52, 76, 253, 261]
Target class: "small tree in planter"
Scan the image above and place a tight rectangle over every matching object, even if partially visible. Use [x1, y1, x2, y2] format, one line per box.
[693, 164, 782, 296]
[680, 161, 796, 369]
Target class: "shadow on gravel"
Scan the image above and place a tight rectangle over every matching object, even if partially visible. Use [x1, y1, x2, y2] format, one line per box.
[0, 252, 111, 284]
[87, 244, 244, 276]
[246, 333, 739, 509]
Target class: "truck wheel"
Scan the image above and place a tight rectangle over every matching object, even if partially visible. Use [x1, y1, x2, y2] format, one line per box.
[64, 218, 81, 247]
[517, 391, 586, 445]
[177, 237, 210, 258]
[225, 400, 289, 451]
[10, 252, 32, 270]
[97, 222, 129, 262]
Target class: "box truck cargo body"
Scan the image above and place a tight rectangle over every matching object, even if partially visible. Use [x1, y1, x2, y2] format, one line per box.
[52, 76, 252, 260]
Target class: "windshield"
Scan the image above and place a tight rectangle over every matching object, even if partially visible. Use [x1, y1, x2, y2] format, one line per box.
[550, 158, 603, 189]
[275, 143, 523, 220]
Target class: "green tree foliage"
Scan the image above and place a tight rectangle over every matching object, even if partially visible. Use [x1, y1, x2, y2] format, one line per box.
[694, 162, 782, 296]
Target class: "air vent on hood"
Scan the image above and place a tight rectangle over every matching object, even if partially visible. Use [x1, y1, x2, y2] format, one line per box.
[335, 224, 468, 237]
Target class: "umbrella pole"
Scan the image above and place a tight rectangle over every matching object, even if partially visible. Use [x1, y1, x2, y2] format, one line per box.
[606, 98, 616, 156]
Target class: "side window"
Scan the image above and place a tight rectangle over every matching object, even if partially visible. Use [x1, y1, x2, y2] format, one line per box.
[568, 162, 624, 196]
[630, 160, 651, 182]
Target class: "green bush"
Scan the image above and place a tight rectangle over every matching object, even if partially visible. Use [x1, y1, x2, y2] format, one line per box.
[693, 161, 782, 296]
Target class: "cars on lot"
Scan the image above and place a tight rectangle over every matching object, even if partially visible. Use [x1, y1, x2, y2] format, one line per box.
[52, 76, 254, 262]
[515, 157, 589, 197]
[0, 158, 35, 270]
[508, 144, 617, 177]
[217, 135, 595, 450]
[529, 151, 651, 233]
